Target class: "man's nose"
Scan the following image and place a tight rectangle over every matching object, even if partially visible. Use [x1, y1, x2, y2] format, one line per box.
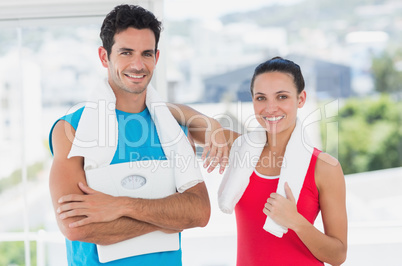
[130, 55, 145, 70]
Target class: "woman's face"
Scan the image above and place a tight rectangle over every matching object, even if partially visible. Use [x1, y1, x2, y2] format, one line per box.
[252, 71, 306, 136]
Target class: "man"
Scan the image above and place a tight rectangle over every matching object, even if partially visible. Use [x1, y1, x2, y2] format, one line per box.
[49, 4, 211, 265]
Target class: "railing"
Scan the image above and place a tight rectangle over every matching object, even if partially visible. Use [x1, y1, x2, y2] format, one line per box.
[1, 222, 402, 266]
[0, 230, 64, 266]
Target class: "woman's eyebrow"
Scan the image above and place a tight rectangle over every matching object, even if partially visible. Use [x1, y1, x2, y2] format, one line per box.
[276, 90, 291, 94]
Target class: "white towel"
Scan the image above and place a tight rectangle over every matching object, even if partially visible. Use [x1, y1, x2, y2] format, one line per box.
[68, 79, 203, 193]
[218, 119, 313, 237]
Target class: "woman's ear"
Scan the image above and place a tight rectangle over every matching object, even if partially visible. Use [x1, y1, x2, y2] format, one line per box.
[298, 90, 307, 108]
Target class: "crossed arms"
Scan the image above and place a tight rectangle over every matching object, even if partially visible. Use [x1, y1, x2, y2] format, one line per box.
[49, 116, 213, 245]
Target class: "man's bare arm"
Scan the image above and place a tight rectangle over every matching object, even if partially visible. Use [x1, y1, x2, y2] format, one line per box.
[121, 182, 210, 230]
[168, 103, 240, 147]
[168, 103, 241, 173]
[58, 181, 211, 231]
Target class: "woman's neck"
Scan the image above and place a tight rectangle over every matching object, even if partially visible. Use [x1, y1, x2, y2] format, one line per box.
[256, 123, 296, 175]
[265, 122, 296, 156]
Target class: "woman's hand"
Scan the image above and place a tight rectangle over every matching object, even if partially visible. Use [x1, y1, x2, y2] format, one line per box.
[263, 182, 302, 229]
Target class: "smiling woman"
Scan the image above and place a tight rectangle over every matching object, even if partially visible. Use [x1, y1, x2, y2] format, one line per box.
[218, 57, 348, 266]
[252, 71, 306, 135]
[250, 56, 306, 137]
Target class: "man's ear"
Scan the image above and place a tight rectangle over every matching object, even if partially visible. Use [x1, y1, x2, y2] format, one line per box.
[98, 46, 109, 68]
[155, 49, 160, 65]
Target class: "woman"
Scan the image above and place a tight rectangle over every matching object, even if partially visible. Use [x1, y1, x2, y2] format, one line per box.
[218, 57, 347, 266]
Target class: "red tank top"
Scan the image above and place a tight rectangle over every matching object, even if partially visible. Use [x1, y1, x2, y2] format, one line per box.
[235, 148, 323, 266]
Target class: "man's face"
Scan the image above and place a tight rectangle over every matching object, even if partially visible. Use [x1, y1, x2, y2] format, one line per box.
[99, 27, 159, 95]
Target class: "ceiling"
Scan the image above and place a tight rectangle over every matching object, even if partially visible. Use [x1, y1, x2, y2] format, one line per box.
[0, 0, 162, 21]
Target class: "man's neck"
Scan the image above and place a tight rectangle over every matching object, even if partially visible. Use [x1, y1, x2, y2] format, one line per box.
[107, 80, 147, 113]
[115, 92, 147, 113]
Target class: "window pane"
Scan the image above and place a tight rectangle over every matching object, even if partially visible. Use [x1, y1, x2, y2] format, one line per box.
[0, 19, 103, 265]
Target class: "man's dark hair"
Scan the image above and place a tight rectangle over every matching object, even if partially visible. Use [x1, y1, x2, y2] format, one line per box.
[100, 4, 162, 58]
[250, 56, 305, 95]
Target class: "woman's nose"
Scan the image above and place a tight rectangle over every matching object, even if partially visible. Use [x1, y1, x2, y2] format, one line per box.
[265, 100, 278, 113]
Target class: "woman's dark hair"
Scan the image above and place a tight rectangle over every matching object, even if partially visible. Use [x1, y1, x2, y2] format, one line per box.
[100, 4, 162, 58]
[250, 56, 305, 95]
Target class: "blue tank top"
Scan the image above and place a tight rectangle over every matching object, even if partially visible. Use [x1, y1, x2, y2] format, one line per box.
[49, 106, 187, 266]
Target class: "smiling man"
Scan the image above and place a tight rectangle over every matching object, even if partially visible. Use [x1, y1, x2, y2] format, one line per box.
[48, 5, 211, 265]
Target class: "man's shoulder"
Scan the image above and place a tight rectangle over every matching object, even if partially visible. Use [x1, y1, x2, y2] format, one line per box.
[58, 106, 85, 130]
[48, 106, 85, 156]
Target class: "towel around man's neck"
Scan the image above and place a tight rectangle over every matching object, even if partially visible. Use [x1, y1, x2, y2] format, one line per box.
[218, 119, 313, 237]
[68, 79, 203, 193]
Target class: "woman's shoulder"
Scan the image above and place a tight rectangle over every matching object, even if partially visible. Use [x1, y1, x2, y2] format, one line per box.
[316, 152, 339, 167]
[314, 152, 345, 191]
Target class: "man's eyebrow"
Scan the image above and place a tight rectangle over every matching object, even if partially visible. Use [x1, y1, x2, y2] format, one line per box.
[143, 49, 155, 54]
[116, 48, 155, 54]
[117, 48, 134, 52]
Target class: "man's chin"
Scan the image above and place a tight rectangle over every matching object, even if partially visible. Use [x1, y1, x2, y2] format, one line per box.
[120, 85, 147, 95]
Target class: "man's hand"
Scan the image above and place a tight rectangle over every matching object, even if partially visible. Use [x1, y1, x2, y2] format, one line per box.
[201, 124, 230, 174]
[57, 182, 124, 228]
[167, 103, 239, 174]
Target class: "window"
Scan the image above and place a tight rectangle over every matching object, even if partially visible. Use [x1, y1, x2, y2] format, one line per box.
[0, 15, 111, 266]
